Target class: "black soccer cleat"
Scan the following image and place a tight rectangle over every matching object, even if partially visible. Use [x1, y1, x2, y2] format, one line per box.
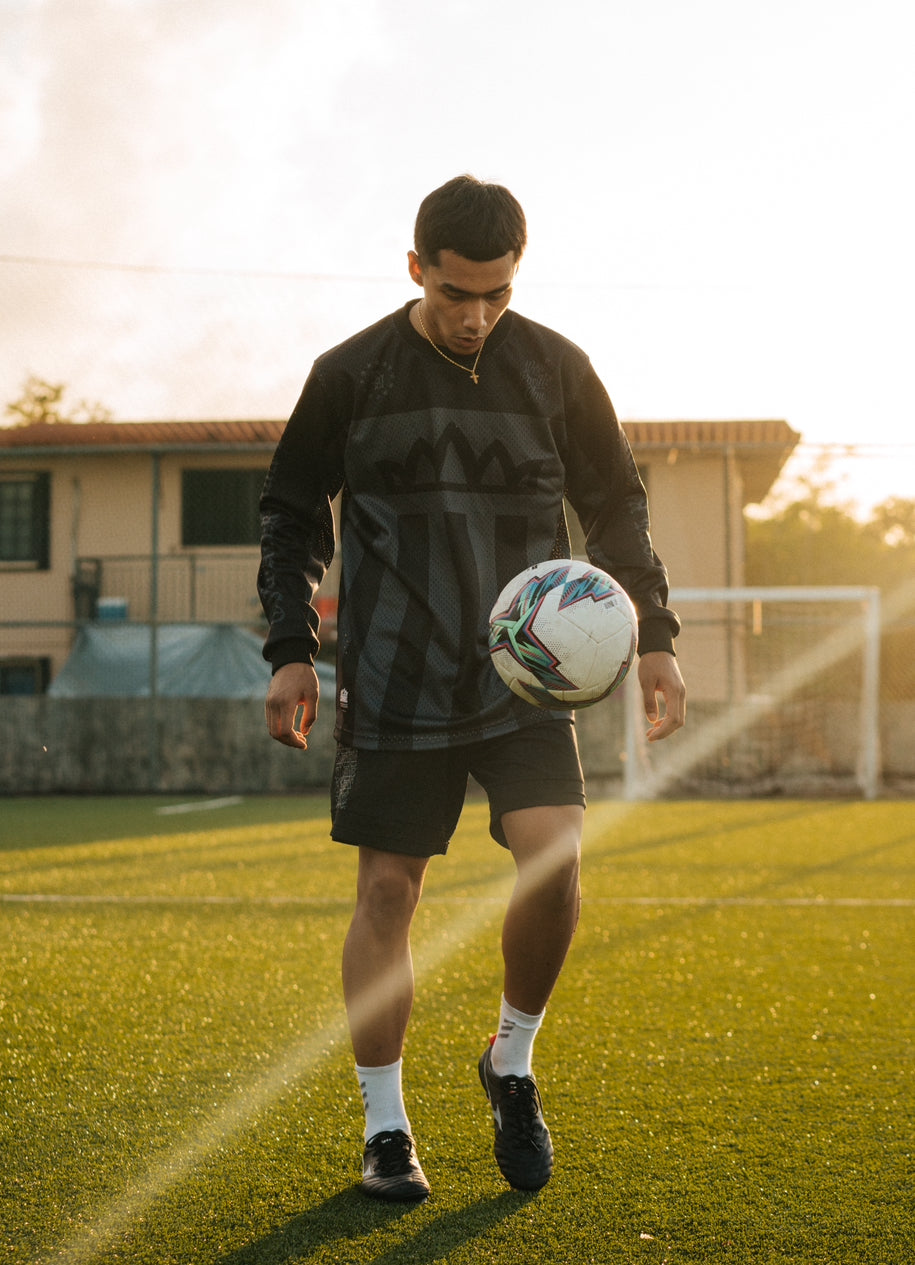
[360, 1129, 430, 1202]
[478, 1041, 554, 1190]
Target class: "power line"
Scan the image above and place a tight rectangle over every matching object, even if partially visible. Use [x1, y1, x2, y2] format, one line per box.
[0, 252, 400, 284]
[0, 252, 744, 291]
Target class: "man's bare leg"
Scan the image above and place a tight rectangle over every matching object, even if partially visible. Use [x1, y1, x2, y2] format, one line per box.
[342, 845, 429, 1067]
[479, 803, 583, 1191]
[501, 803, 583, 1014]
[343, 845, 431, 1201]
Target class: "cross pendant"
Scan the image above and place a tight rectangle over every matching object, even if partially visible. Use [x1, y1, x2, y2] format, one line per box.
[470, 371, 479, 384]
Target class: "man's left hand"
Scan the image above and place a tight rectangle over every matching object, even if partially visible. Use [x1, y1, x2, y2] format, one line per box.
[637, 651, 686, 742]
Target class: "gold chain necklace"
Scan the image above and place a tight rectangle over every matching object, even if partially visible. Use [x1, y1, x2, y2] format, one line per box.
[416, 302, 485, 384]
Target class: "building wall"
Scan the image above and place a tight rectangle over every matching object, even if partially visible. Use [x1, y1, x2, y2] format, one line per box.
[635, 453, 745, 589]
[3, 440, 752, 695]
[1, 449, 273, 678]
[627, 450, 749, 702]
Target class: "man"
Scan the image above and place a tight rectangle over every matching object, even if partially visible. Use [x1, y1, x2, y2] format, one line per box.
[259, 175, 685, 1202]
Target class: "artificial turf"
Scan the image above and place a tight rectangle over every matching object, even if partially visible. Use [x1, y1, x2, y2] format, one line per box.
[1, 796, 913, 1264]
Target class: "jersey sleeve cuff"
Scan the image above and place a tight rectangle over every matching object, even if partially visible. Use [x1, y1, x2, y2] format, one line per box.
[636, 618, 677, 657]
[267, 638, 317, 673]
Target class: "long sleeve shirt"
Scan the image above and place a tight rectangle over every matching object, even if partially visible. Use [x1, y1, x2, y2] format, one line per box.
[259, 301, 679, 750]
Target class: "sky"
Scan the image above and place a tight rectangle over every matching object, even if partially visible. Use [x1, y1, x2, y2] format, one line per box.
[2, 0, 913, 511]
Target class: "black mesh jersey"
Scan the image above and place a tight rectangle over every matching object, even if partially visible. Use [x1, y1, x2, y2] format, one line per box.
[259, 301, 679, 751]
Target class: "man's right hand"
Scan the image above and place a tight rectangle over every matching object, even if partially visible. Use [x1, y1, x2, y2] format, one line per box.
[265, 662, 320, 749]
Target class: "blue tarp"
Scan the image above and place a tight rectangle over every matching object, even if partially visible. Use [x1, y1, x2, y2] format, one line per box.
[49, 624, 276, 698]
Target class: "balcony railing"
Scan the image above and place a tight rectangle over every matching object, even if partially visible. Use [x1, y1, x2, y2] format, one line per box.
[75, 553, 264, 625]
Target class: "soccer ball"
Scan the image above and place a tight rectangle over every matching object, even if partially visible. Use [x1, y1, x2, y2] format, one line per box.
[488, 559, 638, 709]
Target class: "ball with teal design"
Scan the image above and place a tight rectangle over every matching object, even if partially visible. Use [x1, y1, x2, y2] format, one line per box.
[488, 559, 638, 709]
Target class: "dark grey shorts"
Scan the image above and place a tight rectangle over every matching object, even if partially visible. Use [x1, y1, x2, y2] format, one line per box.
[330, 721, 585, 857]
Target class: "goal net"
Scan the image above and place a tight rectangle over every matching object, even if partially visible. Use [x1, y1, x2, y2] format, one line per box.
[576, 587, 882, 800]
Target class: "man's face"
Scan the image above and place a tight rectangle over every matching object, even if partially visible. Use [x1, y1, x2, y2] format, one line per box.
[408, 249, 517, 357]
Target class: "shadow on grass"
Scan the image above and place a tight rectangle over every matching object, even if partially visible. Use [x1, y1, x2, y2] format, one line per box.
[584, 799, 844, 863]
[0, 794, 328, 852]
[217, 1185, 535, 1265]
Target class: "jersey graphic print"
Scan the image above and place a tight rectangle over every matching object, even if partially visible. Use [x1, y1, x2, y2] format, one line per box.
[375, 421, 555, 495]
[337, 408, 568, 749]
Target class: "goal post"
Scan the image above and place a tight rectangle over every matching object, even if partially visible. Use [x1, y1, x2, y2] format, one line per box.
[623, 586, 882, 800]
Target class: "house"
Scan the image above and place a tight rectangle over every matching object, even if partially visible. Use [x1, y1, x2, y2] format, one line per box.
[0, 418, 799, 694]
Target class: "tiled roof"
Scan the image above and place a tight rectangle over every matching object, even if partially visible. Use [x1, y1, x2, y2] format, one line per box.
[0, 420, 285, 450]
[623, 419, 799, 448]
[0, 416, 798, 504]
[621, 419, 800, 503]
[1, 417, 799, 451]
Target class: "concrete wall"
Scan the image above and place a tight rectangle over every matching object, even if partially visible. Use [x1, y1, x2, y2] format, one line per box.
[0, 697, 332, 795]
[0, 694, 627, 797]
[0, 694, 910, 799]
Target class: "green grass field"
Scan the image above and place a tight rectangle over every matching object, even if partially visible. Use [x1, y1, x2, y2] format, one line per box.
[1, 795, 913, 1265]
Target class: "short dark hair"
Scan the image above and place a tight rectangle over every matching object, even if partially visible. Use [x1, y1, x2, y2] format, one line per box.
[414, 175, 527, 266]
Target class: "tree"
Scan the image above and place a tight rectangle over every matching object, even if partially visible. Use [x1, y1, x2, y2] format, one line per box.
[747, 486, 914, 593]
[5, 376, 111, 426]
[865, 497, 915, 549]
[746, 474, 915, 700]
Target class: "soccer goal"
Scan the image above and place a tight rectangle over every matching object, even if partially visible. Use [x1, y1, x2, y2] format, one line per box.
[622, 586, 882, 800]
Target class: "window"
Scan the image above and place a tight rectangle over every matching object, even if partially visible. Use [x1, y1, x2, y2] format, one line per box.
[181, 469, 264, 546]
[0, 658, 50, 695]
[0, 472, 50, 568]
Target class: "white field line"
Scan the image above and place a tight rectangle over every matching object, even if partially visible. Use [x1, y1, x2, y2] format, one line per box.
[154, 796, 245, 814]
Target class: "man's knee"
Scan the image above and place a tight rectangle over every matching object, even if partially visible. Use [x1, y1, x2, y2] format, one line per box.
[502, 805, 583, 893]
[354, 846, 428, 924]
[502, 804, 582, 858]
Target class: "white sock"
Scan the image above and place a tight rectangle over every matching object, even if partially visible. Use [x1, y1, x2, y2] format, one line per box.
[356, 1059, 411, 1142]
[490, 995, 545, 1077]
